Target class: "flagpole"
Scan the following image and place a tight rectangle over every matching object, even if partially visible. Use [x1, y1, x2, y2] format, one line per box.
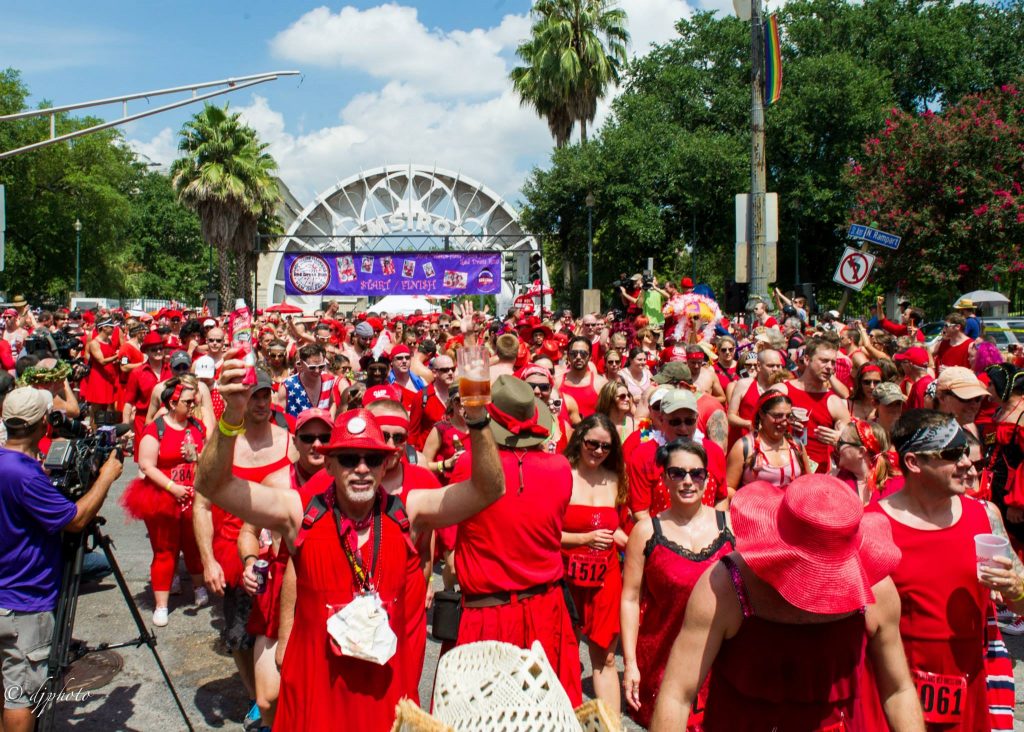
[749, 0, 769, 307]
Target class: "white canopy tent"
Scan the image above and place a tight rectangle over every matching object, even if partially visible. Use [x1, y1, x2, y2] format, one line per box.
[365, 295, 441, 316]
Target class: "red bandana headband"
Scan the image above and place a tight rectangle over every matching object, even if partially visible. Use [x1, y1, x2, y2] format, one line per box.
[486, 402, 550, 438]
[860, 364, 883, 378]
[171, 382, 186, 404]
[374, 414, 411, 431]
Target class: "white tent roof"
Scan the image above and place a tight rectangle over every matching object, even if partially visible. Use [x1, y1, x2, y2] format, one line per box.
[366, 295, 441, 315]
[960, 289, 1010, 304]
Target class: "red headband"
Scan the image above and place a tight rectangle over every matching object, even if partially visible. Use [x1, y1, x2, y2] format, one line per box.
[860, 364, 882, 378]
[852, 418, 898, 495]
[854, 418, 881, 455]
[374, 414, 410, 430]
[486, 402, 550, 438]
[755, 389, 786, 414]
[169, 382, 186, 405]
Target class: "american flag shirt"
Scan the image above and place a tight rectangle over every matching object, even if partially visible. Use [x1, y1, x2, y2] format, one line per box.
[283, 373, 335, 417]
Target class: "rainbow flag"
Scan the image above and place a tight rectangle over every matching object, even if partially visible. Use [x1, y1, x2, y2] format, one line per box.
[764, 14, 783, 106]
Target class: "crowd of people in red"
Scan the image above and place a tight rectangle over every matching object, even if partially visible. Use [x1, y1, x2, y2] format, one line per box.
[3, 282, 1024, 731]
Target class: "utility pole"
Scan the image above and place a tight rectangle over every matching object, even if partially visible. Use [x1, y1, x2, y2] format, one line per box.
[749, 0, 768, 305]
[585, 192, 595, 289]
[73, 218, 82, 293]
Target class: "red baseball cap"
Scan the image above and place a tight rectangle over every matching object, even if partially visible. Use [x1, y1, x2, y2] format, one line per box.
[295, 408, 333, 432]
[680, 277, 694, 288]
[390, 344, 412, 358]
[362, 384, 403, 406]
[894, 347, 928, 367]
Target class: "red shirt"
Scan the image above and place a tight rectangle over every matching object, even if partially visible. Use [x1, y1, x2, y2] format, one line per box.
[907, 375, 934, 410]
[122, 363, 171, 410]
[451, 450, 571, 595]
[935, 338, 972, 371]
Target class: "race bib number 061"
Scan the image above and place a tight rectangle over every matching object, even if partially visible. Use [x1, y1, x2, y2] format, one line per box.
[911, 669, 966, 724]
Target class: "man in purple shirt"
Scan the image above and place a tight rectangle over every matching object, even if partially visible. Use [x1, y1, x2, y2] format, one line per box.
[0, 388, 122, 730]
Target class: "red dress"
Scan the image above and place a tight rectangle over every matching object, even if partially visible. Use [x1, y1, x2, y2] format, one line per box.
[562, 505, 622, 650]
[864, 497, 991, 731]
[782, 381, 837, 473]
[120, 419, 205, 521]
[703, 555, 869, 731]
[275, 481, 423, 731]
[451, 450, 583, 706]
[633, 514, 734, 730]
[81, 339, 118, 405]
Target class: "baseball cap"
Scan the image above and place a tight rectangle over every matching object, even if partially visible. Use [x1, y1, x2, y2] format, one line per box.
[936, 367, 989, 400]
[362, 384, 403, 406]
[649, 386, 672, 408]
[653, 361, 692, 385]
[3, 387, 50, 426]
[680, 277, 694, 288]
[894, 347, 928, 368]
[202, 318, 217, 328]
[253, 369, 274, 393]
[192, 355, 216, 379]
[169, 351, 192, 370]
[660, 388, 698, 415]
[295, 407, 333, 432]
[390, 344, 411, 358]
[872, 382, 907, 405]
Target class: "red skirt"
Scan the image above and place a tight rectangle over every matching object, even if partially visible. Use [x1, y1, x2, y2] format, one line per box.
[120, 477, 188, 521]
[566, 557, 622, 650]
[457, 584, 583, 706]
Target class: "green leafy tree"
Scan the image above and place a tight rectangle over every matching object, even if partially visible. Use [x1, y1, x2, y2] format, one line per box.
[171, 104, 280, 307]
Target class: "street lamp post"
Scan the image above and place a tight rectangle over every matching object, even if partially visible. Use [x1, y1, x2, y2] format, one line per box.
[73, 218, 82, 293]
[585, 192, 595, 289]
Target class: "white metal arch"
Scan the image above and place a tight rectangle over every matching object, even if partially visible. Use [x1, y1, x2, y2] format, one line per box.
[264, 164, 544, 312]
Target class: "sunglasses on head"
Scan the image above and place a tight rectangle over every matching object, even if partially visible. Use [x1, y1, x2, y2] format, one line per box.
[667, 416, 697, 427]
[333, 452, 387, 469]
[297, 432, 331, 445]
[583, 438, 612, 453]
[664, 466, 708, 482]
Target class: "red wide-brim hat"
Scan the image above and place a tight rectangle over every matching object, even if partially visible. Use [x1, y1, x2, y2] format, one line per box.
[731, 476, 900, 614]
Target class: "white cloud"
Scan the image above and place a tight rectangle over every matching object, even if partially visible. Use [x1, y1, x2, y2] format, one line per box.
[619, 0, 692, 54]
[270, 4, 527, 97]
[126, 127, 176, 171]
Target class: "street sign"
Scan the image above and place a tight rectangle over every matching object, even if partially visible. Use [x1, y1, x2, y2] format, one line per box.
[847, 223, 901, 250]
[735, 192, 779, 283]
[833, 246, 876, 291]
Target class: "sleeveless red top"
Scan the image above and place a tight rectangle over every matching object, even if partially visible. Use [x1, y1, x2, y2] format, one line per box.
[728, 379, 763, 449]
[782, 381, 837, 472]
[703, 555, 868, 730]
[560, 371, 599, 418]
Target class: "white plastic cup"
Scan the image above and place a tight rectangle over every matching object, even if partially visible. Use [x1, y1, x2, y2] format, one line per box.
[975, 533, 1010, 579]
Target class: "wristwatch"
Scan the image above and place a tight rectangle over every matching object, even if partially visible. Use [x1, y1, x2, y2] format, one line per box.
[465, 414, 491, 430]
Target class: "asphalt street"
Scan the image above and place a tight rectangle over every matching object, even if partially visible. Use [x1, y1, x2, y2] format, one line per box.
[44, 463, 1024, 730]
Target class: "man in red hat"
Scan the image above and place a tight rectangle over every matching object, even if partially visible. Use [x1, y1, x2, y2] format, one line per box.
[772, 337, 851, 473]
[895, 346, 934, 410]
[121, 331, 171, 459]
[193, 371, 296, 726]
[448, 375, 583, 705]
[865, 409, 1024, 731]
[195, 353, 504, 731]
[651, 475, 924, 730]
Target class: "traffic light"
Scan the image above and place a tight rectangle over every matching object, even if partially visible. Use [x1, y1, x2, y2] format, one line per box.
[528, 251, 543, 285]
[502, 251, 516, 283]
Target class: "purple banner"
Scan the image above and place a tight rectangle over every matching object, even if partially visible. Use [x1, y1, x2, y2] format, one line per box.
[284, 252, 502, 296]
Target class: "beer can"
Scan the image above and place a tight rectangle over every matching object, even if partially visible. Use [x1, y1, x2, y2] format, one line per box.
[253, 559, 270, 595]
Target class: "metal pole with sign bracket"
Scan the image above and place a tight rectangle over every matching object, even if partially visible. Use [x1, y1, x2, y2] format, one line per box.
[835, 224, 901, 315]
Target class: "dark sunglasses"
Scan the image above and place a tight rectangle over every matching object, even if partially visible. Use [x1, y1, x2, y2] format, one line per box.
[333, 452, 387, 469]
[177, 399, 196, 407]
[667, 416, 697, 427]
[434, 366, 455, 374]
[269, 353, 287, 360]
[297, 432, 331, 445]
[568, 350, 590, 358]
[583, 438, 612, 452]
[665, 466, 708, 482]
[861, 379, 882, 387]
[918, 444, 970, 463]
[382, 432, 408, 446]
[528, 382, 552, 393]
[207, 338, 224, 344]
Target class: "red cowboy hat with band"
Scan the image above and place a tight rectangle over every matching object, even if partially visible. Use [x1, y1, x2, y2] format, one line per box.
[141, 331, 165, 349]
[730, 475, 901, 614]
[316, 409, 396, 455]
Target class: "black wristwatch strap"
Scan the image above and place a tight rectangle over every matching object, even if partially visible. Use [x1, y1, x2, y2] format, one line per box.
[465, 414, 491, 430]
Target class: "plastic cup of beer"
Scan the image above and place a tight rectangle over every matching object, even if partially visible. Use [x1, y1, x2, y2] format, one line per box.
[975, 533, 1010, 580]
[457, 346, 491, 407]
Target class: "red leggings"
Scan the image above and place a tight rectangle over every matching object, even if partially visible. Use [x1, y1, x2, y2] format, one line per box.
[142, 511, 203, 591]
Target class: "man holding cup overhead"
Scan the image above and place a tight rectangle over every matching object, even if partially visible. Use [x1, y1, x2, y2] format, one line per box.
[864, 409, 1024, 730]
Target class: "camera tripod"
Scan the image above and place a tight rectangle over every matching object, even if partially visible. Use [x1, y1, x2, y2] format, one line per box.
[38, 516, 193, 731]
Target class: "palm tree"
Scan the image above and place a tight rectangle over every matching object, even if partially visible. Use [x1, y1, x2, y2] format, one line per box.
[171, 104, 280, 307]
[510, 0, 630, 146]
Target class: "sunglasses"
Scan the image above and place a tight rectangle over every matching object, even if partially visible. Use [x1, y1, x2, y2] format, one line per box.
[303, 362, 328, 372]
[666, 416, 697, 427]
[862, 379, 882, 387]
[268, 353, 287, 360]
[382, 432, 408, 446]
[177, 399, 196, 407]
[616, 393, 630, 400]
[434, 366, 455, 374]
[583, 438, 612, 452]
[207, 338, 224, 344]
[392, 355, 410, 362]
[297, 432, 331, 445]
[918, 445, 970, 463]
[528, 382, 552, 393]
[664, 466, 708, 482]
[333, 452, 387, 469]
[569, 350, 590, 358]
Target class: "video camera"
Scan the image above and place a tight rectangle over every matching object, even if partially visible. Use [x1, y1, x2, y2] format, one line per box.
[641, 270, 654, 291]
[43, 424, 128, 498]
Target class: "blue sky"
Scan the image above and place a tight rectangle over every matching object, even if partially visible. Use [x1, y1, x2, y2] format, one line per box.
[4, 1, 699, 205]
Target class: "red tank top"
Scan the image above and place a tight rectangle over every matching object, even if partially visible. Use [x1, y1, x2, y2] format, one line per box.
[560, 371, 599, 418]
[782, 381, 836, 472]
[704, 555, 868, 731]
[728, 380, 763, 449]
[214, 441, 292, 543]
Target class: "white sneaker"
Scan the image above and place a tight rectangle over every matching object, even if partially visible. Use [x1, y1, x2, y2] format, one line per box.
[152, 607, 169, 627]
[1000, 617, 1024, 635]
[997, 606, 1017, 624]
[170, 574, 182, 595]
[194, 587, 209, 607]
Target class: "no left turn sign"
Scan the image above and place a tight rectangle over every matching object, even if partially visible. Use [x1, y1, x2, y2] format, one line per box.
[833, 246, 876, 291]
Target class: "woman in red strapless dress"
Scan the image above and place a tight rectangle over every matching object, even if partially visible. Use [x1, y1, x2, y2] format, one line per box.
[561, 414, 630, 719]
[621, 439, 734, 730]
